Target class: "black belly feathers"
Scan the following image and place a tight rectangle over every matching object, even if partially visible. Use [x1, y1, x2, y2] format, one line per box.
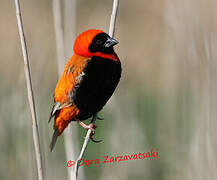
[74, 56, 121, 120]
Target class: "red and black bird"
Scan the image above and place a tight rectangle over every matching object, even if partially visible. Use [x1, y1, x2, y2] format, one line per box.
[49, 29, 121, 151]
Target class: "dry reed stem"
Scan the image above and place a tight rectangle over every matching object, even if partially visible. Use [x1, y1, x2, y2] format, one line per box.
[73, 0, 119, 179]
[109, 0, 119, 38]
[14, 0, 44, 180]
[63, 0, 81, 179]
[73, 114, 97, 179]
[53, 0, 65, 75]
[52, 0, 79, 180]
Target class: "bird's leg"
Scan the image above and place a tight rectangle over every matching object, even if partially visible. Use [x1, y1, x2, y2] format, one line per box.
[76, 119, 97, 132]
[76, 114, 103, 143]
[89, 113, 103, 143]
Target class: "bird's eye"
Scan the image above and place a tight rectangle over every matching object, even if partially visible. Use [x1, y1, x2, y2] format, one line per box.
[96, 39, 102, 45]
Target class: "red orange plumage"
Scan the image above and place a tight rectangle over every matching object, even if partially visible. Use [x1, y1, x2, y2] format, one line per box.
[49, 29, 121, 151]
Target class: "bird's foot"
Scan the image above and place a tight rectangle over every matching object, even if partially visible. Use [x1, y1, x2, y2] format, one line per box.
[76, 120, 102, 143]
[97, 116, 104, 120]
[77, 120, 97, 131]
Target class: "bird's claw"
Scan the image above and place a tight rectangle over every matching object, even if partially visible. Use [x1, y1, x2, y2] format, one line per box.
[97, 116, 104, 120]
[77, 119, 103, 143]
[87, 123, 103, 143]
[85, 123, 97, 132]
[90, 132, 103, 143]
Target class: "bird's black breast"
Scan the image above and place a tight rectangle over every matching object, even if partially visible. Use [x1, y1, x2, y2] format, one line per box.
[74, 56, 121, 120]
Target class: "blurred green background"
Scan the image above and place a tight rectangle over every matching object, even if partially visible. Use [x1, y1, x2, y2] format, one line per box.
[1, 0, 217, 180]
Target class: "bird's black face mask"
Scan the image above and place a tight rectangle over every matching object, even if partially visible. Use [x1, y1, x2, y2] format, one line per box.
[89, 33, 118, 54]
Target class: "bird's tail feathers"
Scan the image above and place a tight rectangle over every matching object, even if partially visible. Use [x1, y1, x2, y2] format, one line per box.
[50, 128, 59, 152]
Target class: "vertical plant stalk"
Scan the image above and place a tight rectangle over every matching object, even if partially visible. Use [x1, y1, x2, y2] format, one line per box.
[73, 0, 120, 178]
[109, 0, 119, 38]
[63, 0, 82, 180]
[53, 0, 80, 180]
[14, 0, 44, 180]
[53, 0, 65, 76]
[73, 114, 97, 179]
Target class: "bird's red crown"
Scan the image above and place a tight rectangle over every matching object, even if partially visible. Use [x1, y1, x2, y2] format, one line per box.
[73, 29, 119, 61]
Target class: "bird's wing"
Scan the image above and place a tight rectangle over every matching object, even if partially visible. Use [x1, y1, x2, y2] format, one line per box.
[49, 54, 90, 122]
[48, 102, 72, 123]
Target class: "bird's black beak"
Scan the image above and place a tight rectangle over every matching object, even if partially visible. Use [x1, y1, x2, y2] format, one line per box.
[104, 37, 118, 48]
